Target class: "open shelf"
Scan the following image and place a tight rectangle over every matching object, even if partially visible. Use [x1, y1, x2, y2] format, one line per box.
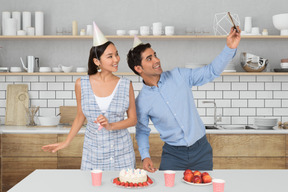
[0, 72, 287, 76]
[1, 35, 288, 39]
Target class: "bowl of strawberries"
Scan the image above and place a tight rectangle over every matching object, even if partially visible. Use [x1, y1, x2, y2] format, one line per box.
[183, 169, 212, 185]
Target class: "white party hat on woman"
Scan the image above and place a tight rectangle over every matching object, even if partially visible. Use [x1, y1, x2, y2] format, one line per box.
[93, 22, 108, 46]
[132, 35, 143, 48]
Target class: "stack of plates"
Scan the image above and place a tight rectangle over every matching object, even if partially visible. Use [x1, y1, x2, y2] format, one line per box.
[254, 118, 278, 129]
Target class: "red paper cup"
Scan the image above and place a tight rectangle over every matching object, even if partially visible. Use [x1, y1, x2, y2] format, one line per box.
[213, 179, 225, 192]
[164, 170, 176, 187]
[91, 170, 102, 186]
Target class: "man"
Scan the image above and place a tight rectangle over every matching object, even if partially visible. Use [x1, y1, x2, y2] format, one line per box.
[127, 27, 241, 172]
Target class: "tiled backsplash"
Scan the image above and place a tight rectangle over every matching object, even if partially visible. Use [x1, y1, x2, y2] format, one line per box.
[0, 74, 288, 125]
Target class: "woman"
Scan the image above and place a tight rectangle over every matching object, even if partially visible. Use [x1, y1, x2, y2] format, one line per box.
[42, 23, 136, 170]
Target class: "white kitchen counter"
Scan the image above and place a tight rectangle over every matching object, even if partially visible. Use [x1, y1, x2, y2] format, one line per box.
[0, 125, 288, 134]
[8, 169, 288, 192]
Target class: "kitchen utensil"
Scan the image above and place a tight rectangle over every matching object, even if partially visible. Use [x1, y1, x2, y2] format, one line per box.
[52, 66, 61, 72]
[17, 30, 26, 36]
[182, 178, 212, 186]
[274, 68, 288, 72]
[59, 65, 73, 73]
[86, 25, 92, 36]
[128, 30, 138, 36]
[152, 22, 163, 36]
[251, 27, 260, 35]
[25, 106, 39, 126]
[262, 29, 268, 36]
[220, 125, 245, 129]
[280, 63, 288, 68]
[240, 52, 268, 72]
[273, 13, 288, 35]
[72, 21, 78, 36]
[76, 67, 87, 73]
[20, 56, 40, 73]
[227, 12, 239, 33]
[39, 67, 51, 72]
[165, 26, 175, 36]
[0, 67, 9, 72]
[116, 30, 126, 36]
[38, 116, 60, 126]
[5, 84, 29, 125]
[27, 27, 35, 36]
[244, 17, 252, 33]
[10, 67, 22, 72]
[140, 26, 150, 36]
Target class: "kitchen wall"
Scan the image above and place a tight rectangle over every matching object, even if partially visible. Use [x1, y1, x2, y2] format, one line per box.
[0, 0, 288, 71]
[0, 74, 287, 128]
[0, 0, 288, 126]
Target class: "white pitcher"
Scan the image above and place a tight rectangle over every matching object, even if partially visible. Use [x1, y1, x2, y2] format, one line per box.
[20, 56, 40, 73]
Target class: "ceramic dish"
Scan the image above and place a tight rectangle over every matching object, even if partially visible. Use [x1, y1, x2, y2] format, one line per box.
[223, 70, 236, 72]
[111, 177, 155, 189]
[182, 178, 212, 186]
[39, 67, 52, 73]
[274, 68, 288, 72]
[221, 125, 245, 129]
[52, 67, 61, 72]
[10, 67, 22, 73]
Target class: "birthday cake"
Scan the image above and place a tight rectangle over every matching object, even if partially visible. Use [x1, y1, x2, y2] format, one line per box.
[113, 168, 153, 187]
[119, 168, 147, 183]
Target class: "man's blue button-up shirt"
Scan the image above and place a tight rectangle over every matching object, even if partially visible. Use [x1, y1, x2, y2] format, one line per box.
[135, 45, 236, 160]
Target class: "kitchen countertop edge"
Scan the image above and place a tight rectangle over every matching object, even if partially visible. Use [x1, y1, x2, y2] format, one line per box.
[0, 125, 288, 134]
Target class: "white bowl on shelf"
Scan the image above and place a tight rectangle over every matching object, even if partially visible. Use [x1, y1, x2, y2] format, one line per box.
[280, 63, 288, 68]
[273, 13, 288, 35]
[39, 67, 51, 72]
[60, 65, 73, 73]
[10, 67, 22, 73]
[76, 67, 87, 73]
[52, 67, 62, 72]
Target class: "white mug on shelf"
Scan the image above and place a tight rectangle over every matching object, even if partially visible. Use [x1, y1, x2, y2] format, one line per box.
[116, 29, 126, 36]
[128, 30, 138, 36]
[165, 26, 175, 36]
[140, 26, 150, 36]
[26, 27, 35, 36]
[86, 25, 92, 36]
[152, 22, 163, 36]
[251, 27, 260, 35]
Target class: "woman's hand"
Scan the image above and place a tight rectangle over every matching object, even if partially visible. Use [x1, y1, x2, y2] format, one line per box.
[42, 141, 69, 153]
[94, 114, 113, 131]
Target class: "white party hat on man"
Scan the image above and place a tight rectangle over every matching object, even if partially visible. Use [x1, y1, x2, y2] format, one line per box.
[132, 35, 143, 48]
[93, 22, 108, 46]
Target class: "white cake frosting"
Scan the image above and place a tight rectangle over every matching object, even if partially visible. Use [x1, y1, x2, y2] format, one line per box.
[119, 168, 147, 183]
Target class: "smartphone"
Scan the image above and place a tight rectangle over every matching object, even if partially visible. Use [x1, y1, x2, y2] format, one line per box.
[227, 12, 239, 33]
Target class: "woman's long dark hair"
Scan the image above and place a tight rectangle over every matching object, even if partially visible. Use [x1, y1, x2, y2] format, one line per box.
[88, 41, 114, 75]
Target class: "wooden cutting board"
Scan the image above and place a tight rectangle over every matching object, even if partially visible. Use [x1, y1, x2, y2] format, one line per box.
[59, 106, 87, 125]
[5, 84, 29, 125]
